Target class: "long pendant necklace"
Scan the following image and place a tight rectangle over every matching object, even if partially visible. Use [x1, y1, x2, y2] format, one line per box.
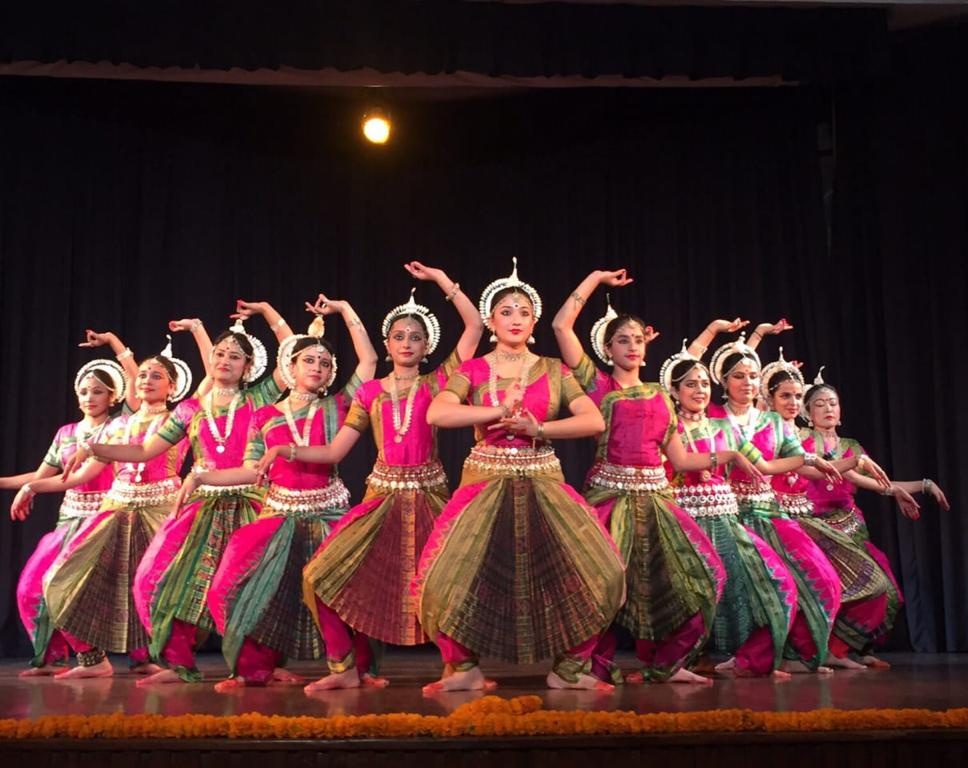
[281, 397, 320, 447]
[203, 391, 242, 455]
[488, 352, 537, 440]
[389, 374, 420, 444]
[124, 406, 167, 482]
[680, 412, 714, 482]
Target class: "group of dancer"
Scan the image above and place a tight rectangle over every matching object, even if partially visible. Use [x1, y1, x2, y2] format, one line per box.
[2, 262, 949, 692]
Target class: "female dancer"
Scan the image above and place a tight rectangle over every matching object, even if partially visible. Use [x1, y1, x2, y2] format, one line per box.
[258, 264, 482, 690]
[182, 296, 377, 691]
[3, 355, 127, 675]
[801, 369, 949, 666]
[708, 336, 843, 674]
[661, 344, 799, 678]
[12, 340, 192, 678]
[552, 271, 771, 684]
[65, 304, 293, 684]
[760, 353, 897, 670]
[416, 260, 626, 693]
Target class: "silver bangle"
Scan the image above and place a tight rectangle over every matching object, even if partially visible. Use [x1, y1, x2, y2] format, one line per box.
[116, 347, 133, 361]
[190, 319, 203, 333]
[22, 482, 34, 496]
[922, 478, 932, 494]
[803, 452, 817, 467]
[271, 317, 286, 331]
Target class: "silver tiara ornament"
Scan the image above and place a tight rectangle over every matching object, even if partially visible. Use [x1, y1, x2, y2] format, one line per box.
[478, 257, 542, 322]
[158, 335, 193, 402]
[801, 365, 830, 421]
[759, 347, 804, 401]
[381, 287, 441, 355]
[220, 317, 268, 383]
[74, 359, 127, 404]
[590, 294, 618, 365]
[709, 332, 761, 385]
[659, 339, 705, 399]
[277, 316, 337, 393]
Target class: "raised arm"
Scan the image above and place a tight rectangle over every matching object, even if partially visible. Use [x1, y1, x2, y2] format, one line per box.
[233, 300, 294, 391]
[169, 318, 213, 378]
[79, 329, 140, 411]
[307, 295, 378, 383]
[746, 318, 794, 352]
[686, 318, 749, 358]
[552, 269, 633, 368]
[404, 262, 483, 362]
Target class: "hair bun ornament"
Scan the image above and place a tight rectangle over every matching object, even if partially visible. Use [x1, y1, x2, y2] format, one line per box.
[659, 339, 704, 398]
[277, 314, 337, 393]
[227, 317, 268, 383]
[759, 346, 805, 401]
[709, 332, 761, 386]
[477, 257, 543, 322]
[74, 359, 127, 403]
[159, 335, 193, 402]
[381, 287, 441, 355]
[589, 293, 618, 365]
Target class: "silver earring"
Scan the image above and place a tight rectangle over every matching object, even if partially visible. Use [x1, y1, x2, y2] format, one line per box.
[385, 354, 392, 362]
[639, 360, 646, 367]
[606, 357, 614, 367]
[527, 335, 535, 345]
[422, 356, 429, 364]
[489, 333, 497, 343]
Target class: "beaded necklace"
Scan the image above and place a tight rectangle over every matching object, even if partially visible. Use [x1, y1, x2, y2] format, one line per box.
[281, 397, 320, 447]
[679, 412, 714, 482]
[203, 391, 242, 455]
[123, 406, 168, 482]
[389, 374, 421, 444]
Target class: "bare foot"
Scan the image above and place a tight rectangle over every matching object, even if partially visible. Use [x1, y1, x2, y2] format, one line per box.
[215, 676, 247, 693]
[20, 665, 63, 678]
[136, 668, 184, 687]
[859, 654, 891, 669]
[690, 657, 717, 675]
[825, 653, 867, 670]
[131, 662, 163, 675]
[663, 668, 713, 685]
[422, 665, 487, 694]
[361, 673, 390, 688]
[54, 659, 114, 679]
[271, 667, 304, 684]
[714, 657, 736, 673]
[546, 671, 614, 691]
[304, 668, 361, 692]
[770, 669, 792, 681]
[624, 670, 646, 685]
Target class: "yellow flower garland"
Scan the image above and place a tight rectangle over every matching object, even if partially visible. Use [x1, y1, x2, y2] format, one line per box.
[3, 696, 968, 740]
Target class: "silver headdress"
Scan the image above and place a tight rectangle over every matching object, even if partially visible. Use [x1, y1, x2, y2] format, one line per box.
[216, 317, 268, 383]
[381, 287, 441, 356]
[759, 347, 804, 402]
[659, 339, 706, 399]
[590, 294, 618, 365]
[157, 335, 193, 403]
[478, 257, 543, 321]
[709, 332, 761, 386]
[277, 314, 337, 394]
[801, 365, 831, 421]
[74, 359, 127, 404]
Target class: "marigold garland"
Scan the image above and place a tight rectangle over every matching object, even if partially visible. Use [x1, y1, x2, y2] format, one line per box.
[3, 696, 968, 741]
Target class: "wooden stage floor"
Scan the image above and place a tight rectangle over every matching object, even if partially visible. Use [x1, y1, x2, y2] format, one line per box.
[3, 648, 968, 719]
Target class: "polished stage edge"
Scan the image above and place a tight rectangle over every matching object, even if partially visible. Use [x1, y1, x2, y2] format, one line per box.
[3, 649, 968, 720]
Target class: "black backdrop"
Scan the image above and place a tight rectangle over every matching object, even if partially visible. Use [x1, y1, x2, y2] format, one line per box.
[1, 25, 965, 655]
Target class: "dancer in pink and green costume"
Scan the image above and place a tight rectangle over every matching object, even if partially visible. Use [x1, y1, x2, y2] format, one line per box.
[71, 305, 293, 685]
[13, 340, 192, 678]
[187, 297, 377, 691]
[417, 260, 626, 693]
[265, 264, 482, 691]
[554, 273, 775, 685]
[660, 334, 797, 679]
[800, 370, 949, 667]
[3, 350, 130, 675]
[708, 336, 843, 674]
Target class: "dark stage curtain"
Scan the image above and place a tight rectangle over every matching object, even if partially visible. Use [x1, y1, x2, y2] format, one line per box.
[0, 64, 964, 654]
[0, 2, 887, 84]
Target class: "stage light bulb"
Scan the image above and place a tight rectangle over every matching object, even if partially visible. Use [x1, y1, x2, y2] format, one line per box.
[362, 111, 391, 144]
